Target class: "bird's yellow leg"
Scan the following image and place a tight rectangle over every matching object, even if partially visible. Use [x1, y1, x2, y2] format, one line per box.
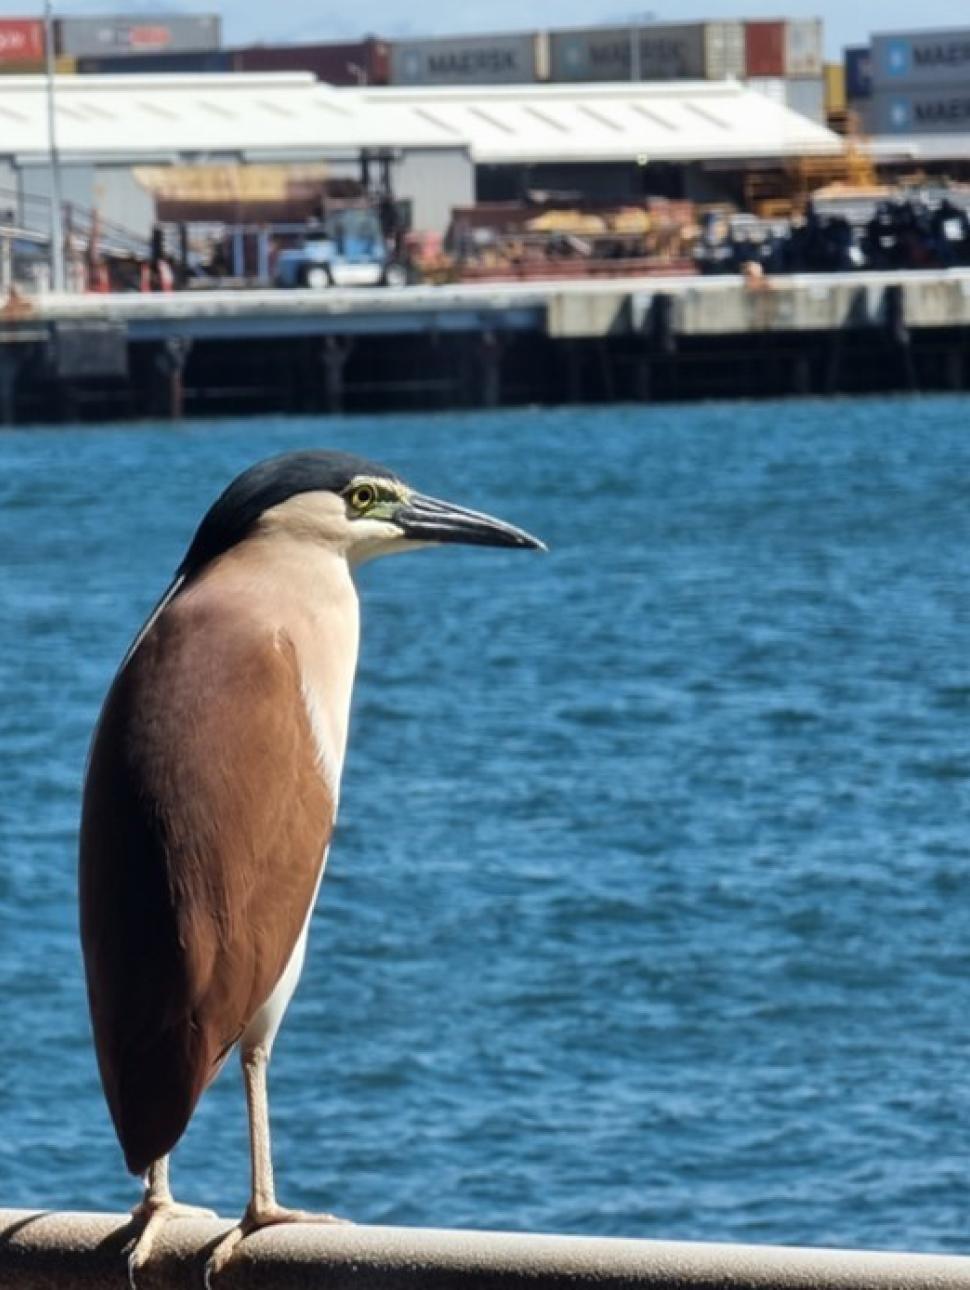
[205, 1044, 348, 1284]
[126, 1155, 217, 1287]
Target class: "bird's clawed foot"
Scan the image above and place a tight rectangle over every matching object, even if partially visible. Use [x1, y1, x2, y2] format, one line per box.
[126, 1198, 218, 1289]
[204, 1203, 350, 1285]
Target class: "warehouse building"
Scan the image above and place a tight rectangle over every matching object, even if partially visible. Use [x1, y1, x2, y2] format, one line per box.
[0, 71, 842, 244]
[347, 81, 841, 226]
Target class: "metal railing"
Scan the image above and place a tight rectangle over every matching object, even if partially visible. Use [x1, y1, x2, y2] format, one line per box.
[0, 224, 49, 295]
[0, 186, 150, 260]
[1, 1209, 969, 1290]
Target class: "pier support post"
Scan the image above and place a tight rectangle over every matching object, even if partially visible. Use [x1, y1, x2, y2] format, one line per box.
[945, 346, 963, 391]
[563, 340, 583, 403]
[884, 284, 916, 392]
[153, 336, 192, 420]
[638, 293, 678, 402]
[651, 294, 677, 357]
[0, 346, 25, 425]
[823, 331, 842, 394]
[634, 357, 651, 402]
[321, 336, 353, 414]
[792, 351, 812, 396]
[478, 330, 502, 408]
[597, 340, 615, 401]
[55, 379, 80, 424]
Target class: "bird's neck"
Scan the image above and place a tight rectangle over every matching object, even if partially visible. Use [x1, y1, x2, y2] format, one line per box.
[217, 536, 361, 799]
[280, 541, 360, 800]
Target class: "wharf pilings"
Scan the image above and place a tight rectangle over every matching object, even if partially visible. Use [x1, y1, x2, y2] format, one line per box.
[2, 271, 970, 424]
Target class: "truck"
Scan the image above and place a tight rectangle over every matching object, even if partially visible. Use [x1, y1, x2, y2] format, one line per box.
[273, 207, 407, 288]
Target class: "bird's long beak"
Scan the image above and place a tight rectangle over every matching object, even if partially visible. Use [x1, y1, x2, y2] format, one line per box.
[395, 492, 546, 550]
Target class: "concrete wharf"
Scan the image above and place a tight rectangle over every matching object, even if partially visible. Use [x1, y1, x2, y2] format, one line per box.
[3, 269, 970, 423]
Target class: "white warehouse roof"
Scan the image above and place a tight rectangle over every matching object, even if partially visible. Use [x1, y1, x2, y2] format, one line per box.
[0, 73, 434, 164]
[348, 81, 843, 164]
[0, 72, 842, 167]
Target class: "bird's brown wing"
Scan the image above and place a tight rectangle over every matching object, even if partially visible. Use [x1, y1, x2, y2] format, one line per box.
[79, 599, 334, 1175]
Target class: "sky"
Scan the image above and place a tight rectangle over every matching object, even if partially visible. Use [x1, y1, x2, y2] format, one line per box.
[0, 0, 968, 59]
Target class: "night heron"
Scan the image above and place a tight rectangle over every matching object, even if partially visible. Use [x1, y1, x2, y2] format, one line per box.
[79, 450, 544, 1281]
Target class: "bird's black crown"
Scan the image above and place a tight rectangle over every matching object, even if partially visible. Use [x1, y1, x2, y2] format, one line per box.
[179, 451, 400, 577]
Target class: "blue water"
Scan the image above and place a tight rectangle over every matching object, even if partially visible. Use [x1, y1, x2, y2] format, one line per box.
[2, 396, 970, 1254]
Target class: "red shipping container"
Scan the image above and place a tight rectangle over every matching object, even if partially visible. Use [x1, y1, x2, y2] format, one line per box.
[235, 39, 389, 86]
[744, 20, 785, 77]
[0, 18, 44, 65]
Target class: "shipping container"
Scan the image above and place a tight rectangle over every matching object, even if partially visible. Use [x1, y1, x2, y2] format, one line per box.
[701, 22, 746, 80]
[869, 86, 970, 133]
[824, 63, 846, 113]
[548, 21, 744, 82]
[389, 32, 540, 85]
[744, 20, 823, 78]
[54, 14, 220, 58]
[785, 76, 825, 123]
[871, 28, 970, 90]
[236, 39, 389, 86]
[0, 18, 44, 65]
[844, 46, 872, 100]
[0, 55, 75, 75]
[747, 73, 825, 122]
[786, 20, 823, 77]
[744, 21, 785, 76]
[77, 48, 233, 74]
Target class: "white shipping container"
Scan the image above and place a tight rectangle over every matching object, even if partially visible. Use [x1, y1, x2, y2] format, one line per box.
[706, 21, 746, 80]
[785, 19, 823, 77]
[785, 76, 826, 124]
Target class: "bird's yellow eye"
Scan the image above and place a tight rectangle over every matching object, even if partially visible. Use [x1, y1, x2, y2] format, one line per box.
[349, 484, 377, 512]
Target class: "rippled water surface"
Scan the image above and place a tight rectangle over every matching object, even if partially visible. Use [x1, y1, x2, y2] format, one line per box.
[2, 396, 970, 1252]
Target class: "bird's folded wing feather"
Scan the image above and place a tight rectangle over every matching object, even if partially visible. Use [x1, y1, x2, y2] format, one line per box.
[79, 602, 335, 1174]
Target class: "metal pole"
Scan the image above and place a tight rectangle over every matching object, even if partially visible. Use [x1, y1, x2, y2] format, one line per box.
[630, 11, 655, 82]
[0, 231, 10, 294]
[43, 0, 66, 292]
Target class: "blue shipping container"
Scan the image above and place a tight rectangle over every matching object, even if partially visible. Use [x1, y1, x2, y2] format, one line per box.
[77, 48, 234, 74]
[844, 45, 872, 99]
[871, 29, 970, 89]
